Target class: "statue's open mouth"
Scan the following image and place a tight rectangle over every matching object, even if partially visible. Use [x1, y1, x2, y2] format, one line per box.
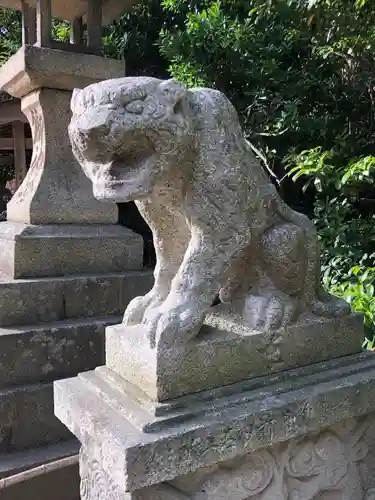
[91, 134, 157, 201]
[96, 134, 155, 184]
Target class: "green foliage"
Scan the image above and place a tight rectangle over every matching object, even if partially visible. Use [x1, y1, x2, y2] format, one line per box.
[52, 20, 71, 43]
[330, 266, 375, 347]
[103, 1, 173, 78]
[0, 162, 14, 184]
[158, 0, 375, 189]
[0, 8, 21, 64]
[157, 0, 375, 342]
[288, 147, 375, 341]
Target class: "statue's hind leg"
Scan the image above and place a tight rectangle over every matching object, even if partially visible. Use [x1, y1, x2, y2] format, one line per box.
[220, 223, 313, 330]
[261, 223, 307, 299]
[261, 220, 349, 322]
[275, 202, 350, 318]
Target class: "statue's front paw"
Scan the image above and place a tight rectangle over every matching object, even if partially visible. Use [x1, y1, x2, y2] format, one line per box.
[123, 295, 147, 325]
[142, 300, 206, 349]
[123, 292, 163, 326]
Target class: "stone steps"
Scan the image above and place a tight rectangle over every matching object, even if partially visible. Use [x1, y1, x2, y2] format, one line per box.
[0, 439, 79, 479]
[0, 316, 125, 454]
[0, 268, 153, 486]
[0, 270, 153, 327]
[0, 441, 80, 500]
[0, 380, 72, 453]
[0, 315, 122, 389]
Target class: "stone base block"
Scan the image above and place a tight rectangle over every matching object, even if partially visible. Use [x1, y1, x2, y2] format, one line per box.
[1, 381, 72, 453]
[54, 351, 375, 499]
[0, 222, 143, 278]
[0, 315, 121, 389]
[0, 270, 153, 327]
[105, 310, 364, 401]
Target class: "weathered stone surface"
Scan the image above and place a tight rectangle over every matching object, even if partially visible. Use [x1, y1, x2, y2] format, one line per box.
[78, 414, 375, 499]
[64, 271, 153, 320]
[69, 76, 351, 355]
[0, 271, 153, 326]
[1, 381, 71, 453]
[55, 351, 375, 494]
[0, 316, 121, 388]
[0, 222, 144, 278]
[0, 45, 125, 99]
[0, 45, 126, 225]
[7, 87, 117, 224]
[106, 311, 364, 401]
[167, 420, 371, 499]
[0, 276, 64, 326]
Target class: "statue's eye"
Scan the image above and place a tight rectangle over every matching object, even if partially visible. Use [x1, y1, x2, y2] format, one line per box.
[126, 101, 144, 114]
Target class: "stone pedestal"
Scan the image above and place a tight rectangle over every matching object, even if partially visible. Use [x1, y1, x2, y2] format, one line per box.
[0, 222, 142, 279]
[55, 351, 375, 499]
[54, 306, 373, 500]
[105, 311, 364, 401]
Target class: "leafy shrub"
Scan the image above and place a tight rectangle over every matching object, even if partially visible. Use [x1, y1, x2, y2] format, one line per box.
[330, 267, 375, 348]
[0, 8, 21, 64]
[158, 0, 375, 343]
[287, 148, 375, 343]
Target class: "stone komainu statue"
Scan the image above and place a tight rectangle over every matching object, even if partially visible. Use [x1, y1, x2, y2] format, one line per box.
[69, 77, 349, 348]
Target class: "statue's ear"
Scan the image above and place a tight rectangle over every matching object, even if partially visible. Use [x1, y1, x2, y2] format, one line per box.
[70, 88, 82, 113]
[158, 79, 187, 104]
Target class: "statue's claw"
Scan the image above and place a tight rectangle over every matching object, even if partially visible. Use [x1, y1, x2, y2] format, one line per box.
[143, 299, 206, 349]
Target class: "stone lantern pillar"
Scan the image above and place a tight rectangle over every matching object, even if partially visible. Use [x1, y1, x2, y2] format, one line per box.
[0, 0, 152, 480]
[0, 0, 137, 277]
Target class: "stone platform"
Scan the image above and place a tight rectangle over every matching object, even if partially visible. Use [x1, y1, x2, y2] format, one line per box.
[55, 351, 375, 498]
[106, 310, 364, 401]
[0, 223, 142, 279]
[0, 267, 153, 471]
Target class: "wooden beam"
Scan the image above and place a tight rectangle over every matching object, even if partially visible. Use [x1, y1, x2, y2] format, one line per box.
[0, 138, 32, 151]
[21, 0, 37, 45]
[87, 0, 102, 52]
[12, 121, 28, 189]
[70, 16, 83, 45]
[0, 102, 28, 126]
[36, 0, 51, 47]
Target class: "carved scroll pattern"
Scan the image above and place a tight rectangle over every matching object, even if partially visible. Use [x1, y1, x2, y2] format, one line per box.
[78, 417, 375, 500]
[167, 417, 372, 500]
[79, 447, 123, 500]
[9, 103, 45, 205]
